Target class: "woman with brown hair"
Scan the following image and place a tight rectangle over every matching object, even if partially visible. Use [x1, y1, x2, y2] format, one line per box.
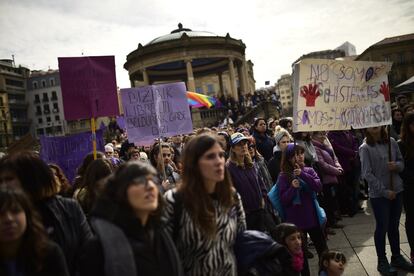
[74, 158, 114, 217]
[164, 134, 246, 276]
[0, 187, 69, 276]
[360, 126, 413, 274]
[0, 151, 92, 276]
[49, 163, 73, 197]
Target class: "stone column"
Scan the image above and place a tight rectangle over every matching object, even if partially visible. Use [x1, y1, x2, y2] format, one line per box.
[228, 58, 238, 101]
[242, 59, 250, 94]
[218, 72, 224, 97]
[142, 69, 149, 85]
[237, 62, 247, 95]
[185, 59, 196, 92]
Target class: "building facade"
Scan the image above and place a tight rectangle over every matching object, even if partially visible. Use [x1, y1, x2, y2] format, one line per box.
[0, 59, 30, 149]
[356, 33, 414, 89]
[27, 70, 68, 138]
[124, 24, 255, 102]
[275, 74, 293, 114]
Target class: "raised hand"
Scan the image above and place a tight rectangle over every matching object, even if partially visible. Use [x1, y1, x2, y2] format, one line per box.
[300, 83, 320, 107]
[380, 81, 390, 102]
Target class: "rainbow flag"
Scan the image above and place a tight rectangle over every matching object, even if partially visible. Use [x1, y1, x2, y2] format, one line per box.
[187, 91, 221, 108]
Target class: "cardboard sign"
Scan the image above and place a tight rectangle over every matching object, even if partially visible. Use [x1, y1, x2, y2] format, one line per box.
[121, 82, 193, 144]
[292, 59, 392, 132]
[40, 129, 104, 182]
[58, 56, 119, 120]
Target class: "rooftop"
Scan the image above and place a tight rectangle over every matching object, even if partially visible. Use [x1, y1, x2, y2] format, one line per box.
[146, 23, 219, 46]
[374, 33, 414, 46]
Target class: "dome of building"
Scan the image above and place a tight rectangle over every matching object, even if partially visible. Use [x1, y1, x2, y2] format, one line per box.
[146, 23, 219, 45]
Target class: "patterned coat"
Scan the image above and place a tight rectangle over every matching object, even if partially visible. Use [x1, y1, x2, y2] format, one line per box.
[163, 189, 246, 276]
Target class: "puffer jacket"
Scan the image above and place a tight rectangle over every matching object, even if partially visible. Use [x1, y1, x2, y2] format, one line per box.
[312, 140, 343, 185]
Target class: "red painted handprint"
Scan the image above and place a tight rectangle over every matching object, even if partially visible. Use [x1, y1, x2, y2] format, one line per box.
[300, 83, 320, 107]
[380, 81, 390, 102]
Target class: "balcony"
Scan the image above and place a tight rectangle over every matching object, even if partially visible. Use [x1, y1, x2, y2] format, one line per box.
[53, 108, 59, 113]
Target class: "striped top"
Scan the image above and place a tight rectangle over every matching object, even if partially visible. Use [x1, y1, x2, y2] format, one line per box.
[163, 189, 246, 276]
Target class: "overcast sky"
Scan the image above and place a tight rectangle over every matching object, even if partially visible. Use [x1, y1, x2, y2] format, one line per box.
[0, 0, 413, 89]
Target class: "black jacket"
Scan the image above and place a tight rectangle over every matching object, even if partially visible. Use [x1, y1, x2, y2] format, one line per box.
[78, 199, 183, 276]
[36, 196, 92, 276]
[0, 241, 69, 276]
[267, 151, 283, 184]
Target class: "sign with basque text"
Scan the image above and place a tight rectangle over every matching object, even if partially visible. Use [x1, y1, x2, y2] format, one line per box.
[292, 59, 392, 132]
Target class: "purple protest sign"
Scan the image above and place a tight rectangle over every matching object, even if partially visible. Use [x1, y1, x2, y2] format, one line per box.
[40, 129, 105, 183]
[58, 56, 119, 120]
[116, 116, 126, 130]
[121, 82, 193, 144]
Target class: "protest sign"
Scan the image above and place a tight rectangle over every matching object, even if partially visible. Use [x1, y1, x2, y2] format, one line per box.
[292, 59, 392, 132]
[40, 129, 105, 182]
[58, 56, 119, 120]
[121, 82, 193, 144]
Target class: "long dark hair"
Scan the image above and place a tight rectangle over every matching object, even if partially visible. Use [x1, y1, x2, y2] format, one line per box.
[77, 158, 114, 214]
[92, 161, 163, 225]
[0, 151, 57, 202]
[0, 187, 49, 272]
[400, 112, 414, 159]
[280, 144, 305, 184]
[179, 134, 234, 239]
[364, 126, 388, 146]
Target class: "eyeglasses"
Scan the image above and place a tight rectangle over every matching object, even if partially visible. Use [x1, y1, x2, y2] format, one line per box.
[332, 252, 346, 264]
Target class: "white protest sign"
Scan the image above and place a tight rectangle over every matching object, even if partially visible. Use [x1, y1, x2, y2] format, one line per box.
[292, 59, 393, 132]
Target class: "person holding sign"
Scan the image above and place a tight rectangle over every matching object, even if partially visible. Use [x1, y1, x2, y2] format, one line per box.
[359, 126, 414, 274]
[163, 134, 246, 276]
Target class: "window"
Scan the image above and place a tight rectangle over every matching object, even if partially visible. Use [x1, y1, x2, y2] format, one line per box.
[51, 91, 57, 100]
[36, 106, 42, 115]
[49, 78, 55, 86]
[207, 84, 214, 93]
[43, 104, 50, 114]
[34, 94, 40, 103]
[38, 118, 43, 124]
[46, 117, 51, 122]
[33, 81, 38, 89]
[55, 115, 60, 121]
[41, 80, 46, 88]
[5, 79, 24, 87]
[42, 93, 49, 102]
[195, 87, 203, 93]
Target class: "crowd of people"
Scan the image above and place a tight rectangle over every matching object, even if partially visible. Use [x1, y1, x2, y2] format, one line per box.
[1, 94, 414, 276]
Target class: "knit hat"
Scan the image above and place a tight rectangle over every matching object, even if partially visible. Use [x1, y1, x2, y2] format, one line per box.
[274, 128, 290, 145]
[274, 223, 300, 245]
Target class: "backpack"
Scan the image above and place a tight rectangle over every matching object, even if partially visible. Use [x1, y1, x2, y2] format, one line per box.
[267, 180, 285, 221]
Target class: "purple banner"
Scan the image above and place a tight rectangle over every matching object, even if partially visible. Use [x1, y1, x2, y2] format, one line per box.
[39, 130, 105, 183]
[58, 56, 119, 120]
[116, 116, 126, 130]
[121, 82, 193, 144]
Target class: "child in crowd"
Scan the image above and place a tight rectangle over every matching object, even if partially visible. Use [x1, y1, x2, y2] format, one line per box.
[274, 223, 304, 275]
[319, 250, 347, 276]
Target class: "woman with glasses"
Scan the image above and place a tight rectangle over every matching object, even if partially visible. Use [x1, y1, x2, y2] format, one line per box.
[164, 134, 246, 275]
[79, 161, 183, 276]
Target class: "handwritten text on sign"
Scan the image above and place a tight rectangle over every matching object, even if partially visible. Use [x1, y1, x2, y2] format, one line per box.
[39, 129, 105, 182]
[121, 82, 193, 144]
[292, 59, 392, 132]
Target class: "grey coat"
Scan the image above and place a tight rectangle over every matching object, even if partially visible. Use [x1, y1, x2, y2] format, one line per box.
[359, 138, 404, 198]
